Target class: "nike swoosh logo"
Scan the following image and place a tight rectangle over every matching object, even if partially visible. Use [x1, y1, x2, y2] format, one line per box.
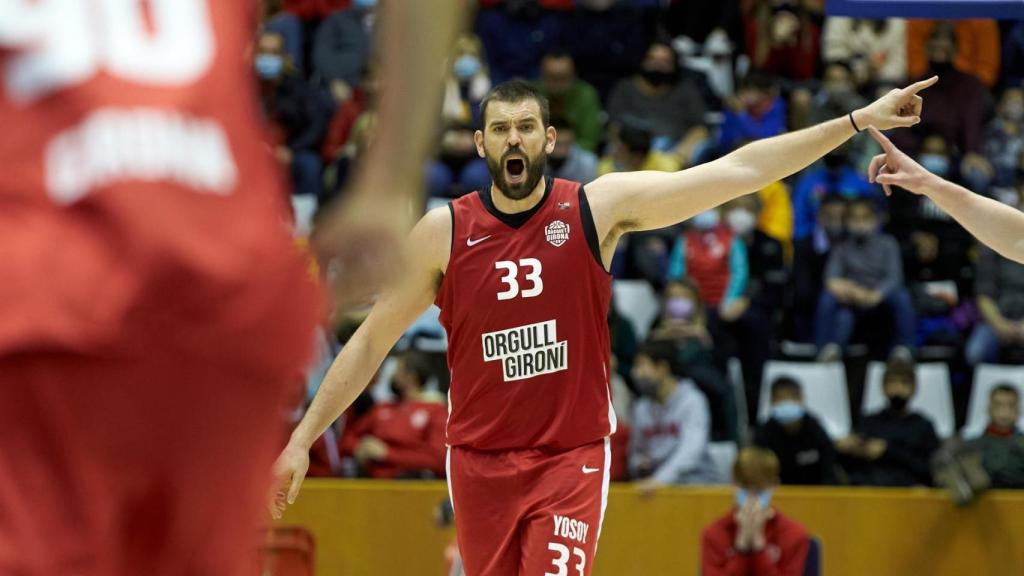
[582, 466, 600, 474]
[466, 235, 492, 247]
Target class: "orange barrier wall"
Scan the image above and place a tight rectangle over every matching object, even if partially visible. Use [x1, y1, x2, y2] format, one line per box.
[280, 480, 1024, 575]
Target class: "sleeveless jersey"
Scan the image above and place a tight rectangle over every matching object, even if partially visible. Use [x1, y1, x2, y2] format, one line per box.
[0, 1, 317, 354]
[437, 178, 616, 451]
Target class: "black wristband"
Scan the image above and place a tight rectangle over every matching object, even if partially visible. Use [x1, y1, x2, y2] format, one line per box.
[849, 111, 863, 133]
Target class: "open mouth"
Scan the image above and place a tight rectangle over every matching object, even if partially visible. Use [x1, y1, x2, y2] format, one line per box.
[504, 157, 526, 184]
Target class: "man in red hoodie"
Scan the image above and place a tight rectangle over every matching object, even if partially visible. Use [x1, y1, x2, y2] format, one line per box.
[341, 352, 448, 479]
[701, 447, 810, 576]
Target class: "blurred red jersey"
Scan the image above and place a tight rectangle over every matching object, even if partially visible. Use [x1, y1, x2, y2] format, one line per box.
[0, 2, 319, 575]
[436, 178, 616, 451]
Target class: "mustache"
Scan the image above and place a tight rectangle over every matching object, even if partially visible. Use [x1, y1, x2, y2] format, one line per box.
[501, 149, 529, 163]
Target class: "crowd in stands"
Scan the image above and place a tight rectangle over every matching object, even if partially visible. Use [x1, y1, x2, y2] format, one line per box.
[262, 0, 1024, 494]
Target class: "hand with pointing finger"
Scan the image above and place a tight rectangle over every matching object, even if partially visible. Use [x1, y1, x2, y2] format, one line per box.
[851, 76, 938, 132]
[865, 126, 941, 197]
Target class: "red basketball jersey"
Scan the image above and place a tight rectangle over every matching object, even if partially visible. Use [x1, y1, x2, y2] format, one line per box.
[437, 178, 616, 451]
[0, 0, 315, 354]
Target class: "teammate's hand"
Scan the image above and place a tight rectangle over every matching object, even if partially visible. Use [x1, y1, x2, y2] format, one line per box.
[853, 76, 937, 132]
[637, 478, 665, 499]
[313, 185, 417, 314]
[866, 126, 940, 197]
[269, 442, 310, 520]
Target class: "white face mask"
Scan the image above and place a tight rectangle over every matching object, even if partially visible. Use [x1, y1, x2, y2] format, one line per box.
[691, 210, 721, 230]
[726, 208, 757, 235]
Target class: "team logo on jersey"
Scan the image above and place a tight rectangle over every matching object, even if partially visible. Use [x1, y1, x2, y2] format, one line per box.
[545, 220, 570, 247]
[481, 320, 568, 382]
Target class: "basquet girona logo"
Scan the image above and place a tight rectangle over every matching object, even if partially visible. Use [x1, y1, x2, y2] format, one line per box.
[545, 220, 570, 247]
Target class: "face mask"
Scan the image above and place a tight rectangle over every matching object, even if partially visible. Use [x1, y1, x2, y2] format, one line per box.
[771, 400, 805, 425]
[255, 54, 284, 80]
[823, 222, 845, 240]
[453, 55, 481, 80]
[1003, 101, 1024, 123]
[848, 224, 874, 241]
[634, 376, 661, 398]
[691, 210, 720, 230]
[666, 297, 695, 320]
[353, 0, 377, 9]
[888, 394, 910, 412]
[735, 488, 773, 508]
[928, 60, 953, 75]
[919, 153, 950, 177]
[641, 69, 678, 87]
[726, 208, 757, 236]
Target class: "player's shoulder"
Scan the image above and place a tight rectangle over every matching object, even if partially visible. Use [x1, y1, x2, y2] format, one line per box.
[409, 205, 453, 269]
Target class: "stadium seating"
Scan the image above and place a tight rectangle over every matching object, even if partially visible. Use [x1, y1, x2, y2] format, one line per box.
[862, 362, 955, 438]
[758, 362, 851, 439]
[707, 441, 738, 483]
[612, 279, 660, 341]
[964, 364, 1024, 438]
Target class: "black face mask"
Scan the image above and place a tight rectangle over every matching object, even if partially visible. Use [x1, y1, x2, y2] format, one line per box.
[888, 395, 910, 412]
[389, 379, 405, 401]
[634, 376, 661, 398]
[823, 223, 845, 241]
[641, 69, 678, 87]
[548, 155, 568, 171]
[929, 60, 954, 75]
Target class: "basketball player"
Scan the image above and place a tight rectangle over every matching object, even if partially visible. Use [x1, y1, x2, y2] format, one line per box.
[867, 126, 1024, 264]
[0, 1, 457, 575]
[272, 75, 935, 573]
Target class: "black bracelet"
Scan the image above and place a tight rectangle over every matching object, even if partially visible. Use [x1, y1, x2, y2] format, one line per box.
[849, 111, 863, 133]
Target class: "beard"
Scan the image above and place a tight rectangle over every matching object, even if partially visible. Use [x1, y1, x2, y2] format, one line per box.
[486, 147, 548, 201]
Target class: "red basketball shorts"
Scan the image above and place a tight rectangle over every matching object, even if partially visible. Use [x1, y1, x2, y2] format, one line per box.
[447, 438, 611, 576]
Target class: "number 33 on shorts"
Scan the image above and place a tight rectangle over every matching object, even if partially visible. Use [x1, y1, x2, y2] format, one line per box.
[546, 542, 586, 576]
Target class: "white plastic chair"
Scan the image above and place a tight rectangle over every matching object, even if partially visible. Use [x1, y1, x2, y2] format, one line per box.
[964, 364, 1024, 438]
[612, 280, 660, 341]
[758, 361, 850, 439]
[707, 441, 738, 483]
[862, 362, 955, 438]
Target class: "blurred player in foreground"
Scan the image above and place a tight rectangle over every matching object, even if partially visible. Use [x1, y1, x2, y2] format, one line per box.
[273, 67, 937, 572]
[0, 1, 458, 574]
[868, 126, 1024, 264]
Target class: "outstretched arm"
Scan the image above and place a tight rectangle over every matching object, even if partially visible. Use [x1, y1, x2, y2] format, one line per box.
[585, 78, 937, 262]
[868, 126, 1024, 264]
[271, 208, 451, 517]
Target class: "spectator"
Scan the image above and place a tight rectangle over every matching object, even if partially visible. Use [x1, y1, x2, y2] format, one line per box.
[263, 0, 306, 72]
[822, 17, 907, 86]
[791, 194, 845, 342]
[982, 87, 1024, 189]
[892, 23, 990, 171]
[313, 1, 376, 98]
[701, 447, 811, 576]
[754, 377, 840, 485]
[718, 71, 787, 153]
[718, 195, 787, 423]
[666, 208, 748, 311]
[968, 384, 1024, 488]
[598, 122, 680, 176]
[475, 1, 565, 84]
[427, 34, 493, 198]
[607, 41, 709, 153]
[790, 61, 868, 139]
[816, 198, 915, 361]
[321, 61, 376, 169]
[837, 359, 940, 486]
[546, 117, 598, 184]
[791, 143, 876, 242]
[629, 339, 722, 491]
[966, 240, 1024, 365]
[902, 227, 974, 350]
[534, 51, 604, 153]
[741, 0, 823, 82]
[340, 353, 447, 479]
[650, 280, 735, 442]
[907, 19, 1001, 88]
[1003, 21, 1024, 86]
[257, 31, 333, 198]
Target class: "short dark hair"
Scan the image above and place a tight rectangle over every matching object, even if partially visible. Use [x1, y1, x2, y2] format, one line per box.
[479, 79, 550, 129]
[617, 122, 653, 155]
[398, 351, 432, 388]
[992, 383, 1020, 402]
[848, 197, 879, 216]
[637, 339, 680, 376]
[771, 376, 803, 399]
[542, 50, 574, 64]
[883, 358, 916, 386]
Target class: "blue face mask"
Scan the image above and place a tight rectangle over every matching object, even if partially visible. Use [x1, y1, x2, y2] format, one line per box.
[691, 210, 720, 230]
[453, 55, 482, 80]
[771, 400, 805, 424]
[735, 488, 773, 508]
[255, 54, 284, 80]
[353, 0, 377, 9]
[919, 153, 950, 177]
